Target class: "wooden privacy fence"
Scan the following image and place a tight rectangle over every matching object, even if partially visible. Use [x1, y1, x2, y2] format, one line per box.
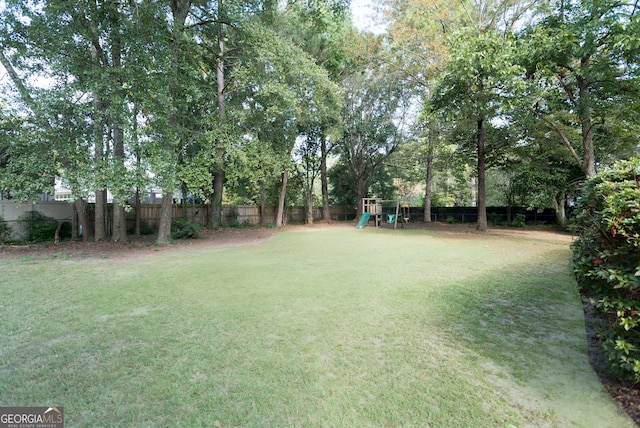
[134, 204, 209, 227]
[128, 204, 358, 227]
[221, 205, 357, 225]
[1, 200, 557, 240]
[132, 204, 555, 226]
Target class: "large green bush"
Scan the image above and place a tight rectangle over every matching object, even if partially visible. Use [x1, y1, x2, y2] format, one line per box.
[0, 215, 11, 244]
[171, 219, 202, 239]
[17, 210, 71, 243]
[572, 158, 640, 380]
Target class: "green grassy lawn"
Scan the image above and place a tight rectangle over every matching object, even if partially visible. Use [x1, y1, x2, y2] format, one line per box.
[0, 227, 634, 427]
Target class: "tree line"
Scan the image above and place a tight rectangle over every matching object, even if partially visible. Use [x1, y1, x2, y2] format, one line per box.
[1, 0, 638, 243]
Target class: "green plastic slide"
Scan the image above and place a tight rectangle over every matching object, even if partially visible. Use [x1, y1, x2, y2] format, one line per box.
[356, 212, 371, 229]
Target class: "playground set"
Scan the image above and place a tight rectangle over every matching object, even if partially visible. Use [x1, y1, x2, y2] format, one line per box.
[356, 198, 410, 229]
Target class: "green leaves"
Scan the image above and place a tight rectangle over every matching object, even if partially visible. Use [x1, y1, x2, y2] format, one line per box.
[431, 29, 525, 124]
[517, 0, 640, 177]
[572, 158, 640, 381]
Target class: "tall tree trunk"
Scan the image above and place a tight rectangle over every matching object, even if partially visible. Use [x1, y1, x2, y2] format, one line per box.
[321, 135, 331, 220]
[133, 103, 141, 237]
[259, 180, 266, 227]
[156, 0, 193, 244]
[93, 104, 107, 241]
[158, 190, 175, 242]
[111, 126, 127, 242]
[304, 151, 314, 225]
[72, 200, 79, 240]
[72, 198, 89, 241]
[470, 176, 477, 207]
[276, 170, 288, 227]
[91, 44, 107, 241]
[210, 0, 227, 228]
[210, 171, 224, 227]
[578, 76, 597, 177]
[354, 142, 369, 221]
[109, 7, 127, 243]
[155, 191, 173, 244]
[157, 192, 174, 244]
[355, 181, 365, 220]
[306, 186, 314, 225]
[423, 139, 434, 223]
[476, 118, 488, 232]
[95, 189, 107, 240]
[553, 191, 567, 228]
[135, 188, 141, 237]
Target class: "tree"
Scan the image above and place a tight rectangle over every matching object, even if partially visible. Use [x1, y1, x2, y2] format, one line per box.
[391, 117, 451, 221]
[0, 105, 59, 201]
[234, 14, 342, 226]
[0, 0, 164, 242]
[430, 30, 524, 231]
[338, 58, 411, 218]
[294, 122, 341, 223]
[223, 137, 282, 225]
[154, 0, 193, 244]
[0, 3, 107, 240]
[280, 0, 352, 221]
[503, 103, 585, 226]
[187, 0, 238, 229]
[295, 125, 322, 223]
[521, 0, 640, 178]
[386, 0, 539, 225]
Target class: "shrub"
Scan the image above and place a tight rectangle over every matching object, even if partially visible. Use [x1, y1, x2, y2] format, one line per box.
[17, 211, 71, 243]
[488, 212, 502, 225]
[446, 215, 456, 224]
[171, 219, 202, 239]
[0, 215, 11, 244]
[571, 158, 640, 381]
[224, 206, 239, 227]
[228, 219, 253, 229]
[512, 213, 526, 227]
[140, 219, 157, 235]
[128, 219, 157, 236]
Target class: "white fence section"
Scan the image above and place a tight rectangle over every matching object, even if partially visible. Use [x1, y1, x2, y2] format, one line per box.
[0, 201, 358, 241]
[0, 201, 73, 240]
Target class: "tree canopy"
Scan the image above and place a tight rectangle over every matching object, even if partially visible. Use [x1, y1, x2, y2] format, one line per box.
[0, 0, 638, 236]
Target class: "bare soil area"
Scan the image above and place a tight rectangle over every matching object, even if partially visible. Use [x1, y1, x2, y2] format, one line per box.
[0, 226, 281, 261]
[1, 220, 638, 425]
[0, 220, 571, 261]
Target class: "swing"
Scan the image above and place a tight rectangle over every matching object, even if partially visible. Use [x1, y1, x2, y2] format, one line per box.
[382, 201, 397, 224]
[402, 205, 410, 223]
[361, 198, 401, 229]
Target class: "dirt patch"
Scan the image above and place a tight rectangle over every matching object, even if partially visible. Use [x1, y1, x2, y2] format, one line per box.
[0, 221, 351, 261]
[1, 220, 637, 425]
[0, 221, 570, 261]
[0, 227, 281, 261]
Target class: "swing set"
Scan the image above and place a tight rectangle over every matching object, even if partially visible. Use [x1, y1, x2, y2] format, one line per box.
[358, 198, 410, 229]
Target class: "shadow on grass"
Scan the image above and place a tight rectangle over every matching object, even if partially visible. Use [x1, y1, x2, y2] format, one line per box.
[432, 252, 634, 427]
[0, 228, 635, 427]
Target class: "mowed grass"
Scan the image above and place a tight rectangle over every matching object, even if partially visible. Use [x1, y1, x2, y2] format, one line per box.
[0, 227, 634, 427]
